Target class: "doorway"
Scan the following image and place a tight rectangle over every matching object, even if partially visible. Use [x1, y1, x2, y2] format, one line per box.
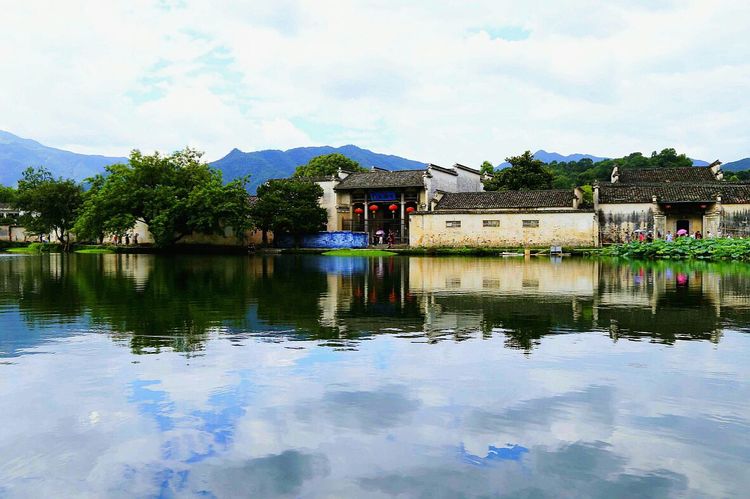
[676, 220, 689, 233]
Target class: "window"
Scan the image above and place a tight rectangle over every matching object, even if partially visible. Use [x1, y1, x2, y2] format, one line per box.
[522, 219, 539, 228]
[446, 220, 461, 228]
[483, 220, 500, 227]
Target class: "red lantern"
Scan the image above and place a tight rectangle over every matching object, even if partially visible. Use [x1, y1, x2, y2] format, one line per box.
[406, 206, 415, 213]
[665, 204, 671, 209]
[354, 207, 364, 214]
[369, 204, 379, 211]
[388, 204, 398, 212]
[700, 204, 707, 209]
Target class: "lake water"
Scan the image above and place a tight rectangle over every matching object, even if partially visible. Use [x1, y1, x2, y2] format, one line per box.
[0, 254, 749, 498]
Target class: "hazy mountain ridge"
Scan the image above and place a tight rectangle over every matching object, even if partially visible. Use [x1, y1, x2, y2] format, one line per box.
[0, 130, 126, 185]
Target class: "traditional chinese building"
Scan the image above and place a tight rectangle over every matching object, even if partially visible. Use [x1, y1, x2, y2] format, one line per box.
[408, 188, 599, 247]
[316, 164, 483, 243]
[595, 161, 750, 241]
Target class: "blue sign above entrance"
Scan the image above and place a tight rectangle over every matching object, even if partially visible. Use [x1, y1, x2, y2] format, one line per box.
[369, 191, 398, 201]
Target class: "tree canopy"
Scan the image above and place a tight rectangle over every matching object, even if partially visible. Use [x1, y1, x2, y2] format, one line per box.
[74, 148, 252, 247]
[483, 151, 554, 191]
[0, 185, 16, 204]
[251, 179, 328, 246]
[15, 167, 83, 248]
[292, 153, 367, 178]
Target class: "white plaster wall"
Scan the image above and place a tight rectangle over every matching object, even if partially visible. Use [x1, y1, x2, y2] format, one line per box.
[316, 180, 339, 230]
[409, 211, 598, 247]
[455, 168, 482, 192]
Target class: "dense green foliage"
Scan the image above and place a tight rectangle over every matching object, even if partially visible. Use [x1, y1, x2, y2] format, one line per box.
[484, 151, 554, 191]
[15, 167, 83, 249]
[0, 185, 16, 204]
[546, 148, 694, 189]
[75, 148, 252, 247]
[602, 238, 750, 260]
[251, 179, 328, 246]
[292, 153, 367, 178]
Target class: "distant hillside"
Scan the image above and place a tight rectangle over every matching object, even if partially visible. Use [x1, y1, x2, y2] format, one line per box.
[0, 130, 126, 185]
[723, 158, 750, 172]
[211, 144, 425, 192]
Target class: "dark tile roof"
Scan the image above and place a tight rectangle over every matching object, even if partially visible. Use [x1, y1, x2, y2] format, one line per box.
[435, 190, 576, 210]
[616, 166, 718, 184]
[598, 183, 750, 204]
[334, 170, 426, 190]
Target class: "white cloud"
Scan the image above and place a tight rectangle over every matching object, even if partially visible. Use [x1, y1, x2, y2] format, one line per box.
[0, 0, 748, 164]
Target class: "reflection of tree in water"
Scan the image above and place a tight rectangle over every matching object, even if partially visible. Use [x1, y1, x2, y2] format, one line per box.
[0, 254, 260, 354]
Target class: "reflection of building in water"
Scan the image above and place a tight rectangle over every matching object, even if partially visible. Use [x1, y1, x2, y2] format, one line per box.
[316, 256, 750, 349]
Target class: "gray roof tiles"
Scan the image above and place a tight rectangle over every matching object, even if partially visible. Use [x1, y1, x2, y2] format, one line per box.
[598, 183, 750, 204]
[435, 190, 576, 210]
[333, 170, 426, 190]
[616, 166, 718, 184]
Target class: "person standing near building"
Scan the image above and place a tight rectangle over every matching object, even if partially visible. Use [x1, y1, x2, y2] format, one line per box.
[666, 231, 673, 242]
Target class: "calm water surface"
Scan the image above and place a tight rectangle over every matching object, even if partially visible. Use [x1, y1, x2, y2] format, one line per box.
[0, 254, 749, 498]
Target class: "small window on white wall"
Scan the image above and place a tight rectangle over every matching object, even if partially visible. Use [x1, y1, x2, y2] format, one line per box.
[522, 219, 540, 228]
[446, 220, 461, 228]
[483, 220, 500, 227]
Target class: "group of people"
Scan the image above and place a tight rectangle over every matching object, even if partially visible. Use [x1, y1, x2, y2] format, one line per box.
[111, 232, 139, 245]
[627, 229, 727, 243]
[374, 228, 397, 248]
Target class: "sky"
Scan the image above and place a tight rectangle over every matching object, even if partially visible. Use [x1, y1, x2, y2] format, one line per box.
[0, 0, 748, 165]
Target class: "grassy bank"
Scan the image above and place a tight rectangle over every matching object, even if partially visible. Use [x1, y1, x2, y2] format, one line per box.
[602, 238, 750, 260]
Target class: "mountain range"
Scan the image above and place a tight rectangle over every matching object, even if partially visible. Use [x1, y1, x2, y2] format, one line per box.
[211, 144, 424, 192]
[1, 130, 749, 191]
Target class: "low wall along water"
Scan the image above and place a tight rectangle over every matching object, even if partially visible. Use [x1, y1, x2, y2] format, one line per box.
[275, 231, 368, 249]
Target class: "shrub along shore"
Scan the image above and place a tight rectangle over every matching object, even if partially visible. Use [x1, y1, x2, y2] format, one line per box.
[601, 237, 750, 260]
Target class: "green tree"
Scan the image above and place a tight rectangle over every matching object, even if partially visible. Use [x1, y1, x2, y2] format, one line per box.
[75, 148, 252, 247]
[479, 160, 495, 176]
[0, 185, 16, 204]
[292, 153, 367, 178]
[15, 167, 83, 250]
[483, 151, 554, 191]
[251, 179, 328, 247]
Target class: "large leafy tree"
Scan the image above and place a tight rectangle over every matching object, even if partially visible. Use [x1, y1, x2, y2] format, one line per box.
[251, 179, 328, 246]
[483, 151, 554, 191]
[75, 148, 252, 247]
[292, 153, 367, 178]
[15, 167, 83, 250]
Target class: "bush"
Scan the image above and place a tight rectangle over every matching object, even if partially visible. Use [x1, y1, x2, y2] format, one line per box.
[602, 237, 750, 261]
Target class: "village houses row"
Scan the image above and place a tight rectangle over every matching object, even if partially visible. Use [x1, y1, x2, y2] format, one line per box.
[4, 160, 750, 247]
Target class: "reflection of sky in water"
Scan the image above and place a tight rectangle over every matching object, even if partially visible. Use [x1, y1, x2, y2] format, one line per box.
[1, 332, 748, 497]
[0, 255, 750, 497]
